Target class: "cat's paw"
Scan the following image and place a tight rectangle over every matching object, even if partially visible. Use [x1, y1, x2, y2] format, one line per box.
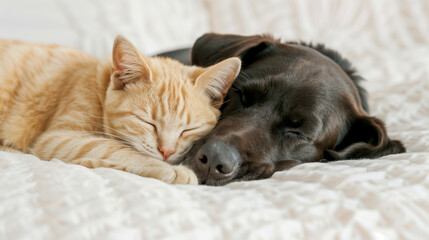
[170, 165, 198, 185]
[129, 163, 198, 185]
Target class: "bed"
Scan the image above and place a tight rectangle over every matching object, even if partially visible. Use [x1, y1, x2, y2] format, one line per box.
[1, 0, 428, 239]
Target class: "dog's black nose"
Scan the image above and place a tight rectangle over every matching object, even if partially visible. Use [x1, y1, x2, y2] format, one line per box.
[196, 140, 239, 180]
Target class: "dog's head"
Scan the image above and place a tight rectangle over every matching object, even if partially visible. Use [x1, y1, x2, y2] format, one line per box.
[182, 33, 405, 186]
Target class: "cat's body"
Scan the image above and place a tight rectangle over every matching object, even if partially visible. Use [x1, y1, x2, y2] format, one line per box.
[0, 36, 241, 184]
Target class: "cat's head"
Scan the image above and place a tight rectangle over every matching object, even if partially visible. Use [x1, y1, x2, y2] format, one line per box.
[104, 35, 241, 164]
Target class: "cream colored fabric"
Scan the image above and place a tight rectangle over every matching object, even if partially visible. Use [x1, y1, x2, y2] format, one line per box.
[1, 0, 429, 239]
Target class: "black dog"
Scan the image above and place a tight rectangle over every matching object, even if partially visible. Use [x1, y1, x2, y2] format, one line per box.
[159, 33, 405, 186]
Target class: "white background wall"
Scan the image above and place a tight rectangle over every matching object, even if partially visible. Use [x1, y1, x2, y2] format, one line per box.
[1, 0, 428, 59]
[0, 0, 210, 57]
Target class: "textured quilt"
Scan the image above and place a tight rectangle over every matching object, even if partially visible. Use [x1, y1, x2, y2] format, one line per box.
[1, 0, 429, 239]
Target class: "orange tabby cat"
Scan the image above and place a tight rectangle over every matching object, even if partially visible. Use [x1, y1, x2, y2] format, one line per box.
[0, 35, 241, 184]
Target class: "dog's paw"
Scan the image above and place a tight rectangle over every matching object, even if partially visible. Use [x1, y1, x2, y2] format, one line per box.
[170, 166, 198, 185]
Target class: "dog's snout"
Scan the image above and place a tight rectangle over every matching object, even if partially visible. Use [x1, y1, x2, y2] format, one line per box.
[196, 140, 239, 180]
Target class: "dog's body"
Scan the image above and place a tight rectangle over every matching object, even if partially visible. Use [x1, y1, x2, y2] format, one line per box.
[159, 33, 405, 186]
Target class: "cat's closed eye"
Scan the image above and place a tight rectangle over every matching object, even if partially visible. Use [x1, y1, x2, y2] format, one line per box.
[133, 114, 157, 133]
[180, 124, 215, 139]
[180, 127, 201, 137]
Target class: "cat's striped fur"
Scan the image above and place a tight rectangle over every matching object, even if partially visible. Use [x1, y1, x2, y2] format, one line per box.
[0, 35, 241, 184]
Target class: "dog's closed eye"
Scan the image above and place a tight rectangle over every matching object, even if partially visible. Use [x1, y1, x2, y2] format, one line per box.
[282, 130, 311, 142]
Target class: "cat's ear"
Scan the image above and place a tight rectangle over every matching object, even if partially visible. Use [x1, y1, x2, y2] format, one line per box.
[195, 57, 241, 108]
[111, 35, 152, 90]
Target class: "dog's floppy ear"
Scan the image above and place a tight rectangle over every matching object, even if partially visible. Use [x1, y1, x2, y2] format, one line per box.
[324, 116, 405, 160]
[191, 33, 273, 67]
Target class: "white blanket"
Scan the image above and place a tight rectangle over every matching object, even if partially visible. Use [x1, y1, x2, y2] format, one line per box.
[1, 0, 429, 239]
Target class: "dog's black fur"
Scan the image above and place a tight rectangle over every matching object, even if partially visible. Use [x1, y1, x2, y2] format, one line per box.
[159, 33, 405, 186]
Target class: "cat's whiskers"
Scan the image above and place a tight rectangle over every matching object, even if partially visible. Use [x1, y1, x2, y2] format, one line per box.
[60, 130, 134, 154]
[67, 123, 163, 160]
[239, 71, 254, 82]
[65, 131, 131, 146]
[68, 119, 136, 143]
[84, 121, 161, 156]
[222, 99, 231, 105]
[78, 112, 137, 140]
[69, 129, 159, 159]
[74, 131, 133, 146]
[92, 121, 133, 138]
[62, 137, 135, 160]
[86, 130, 133, 144]
[80, 111, 110, 120]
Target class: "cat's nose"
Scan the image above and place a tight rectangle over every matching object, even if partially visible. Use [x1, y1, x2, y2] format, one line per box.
[158, 147, 175, 160]
[196, 140, 239, 181]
